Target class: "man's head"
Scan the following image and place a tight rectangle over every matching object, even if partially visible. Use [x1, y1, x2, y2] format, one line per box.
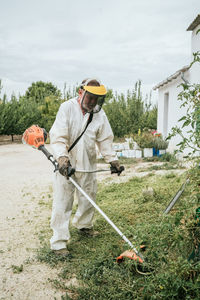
[78, 78, 107, 113]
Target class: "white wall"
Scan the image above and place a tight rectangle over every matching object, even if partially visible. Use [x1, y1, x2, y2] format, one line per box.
[157, 70, 190, 152]
[157, 20, 199, 154]
[191, 24, 200, 57]
[190, 23, 200, 83]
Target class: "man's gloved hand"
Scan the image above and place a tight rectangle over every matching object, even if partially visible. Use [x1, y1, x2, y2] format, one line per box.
[58, 156, 75, 178]
[110, 160, 125, 176]
[57, 156, 70, 178]
[110, 160, 121, 171]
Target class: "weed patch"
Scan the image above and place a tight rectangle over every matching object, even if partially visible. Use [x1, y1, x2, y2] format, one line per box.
[11, 264, 23, 274]
[36, 169, 200, 299]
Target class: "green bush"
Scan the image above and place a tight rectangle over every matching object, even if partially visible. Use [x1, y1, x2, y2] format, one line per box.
[153, 136, 169, 150]
[134, 130, 155, 148]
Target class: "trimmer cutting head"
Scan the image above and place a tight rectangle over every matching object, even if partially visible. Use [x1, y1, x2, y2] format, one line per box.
[117, 249, 144, 264]
[22, 125, 46, 149]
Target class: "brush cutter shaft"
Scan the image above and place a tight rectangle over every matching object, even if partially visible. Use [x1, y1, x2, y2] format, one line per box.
[75, 169, 110, 173]
[39, 145, 53, 160]
[39, 145, 59, 171]
[69, 176, 144, 260]
[75, 166, 124, 175]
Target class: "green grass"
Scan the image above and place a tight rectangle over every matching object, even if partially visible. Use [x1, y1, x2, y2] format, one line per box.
[36, 168, 200, 299]
[11, 264, 23, 274]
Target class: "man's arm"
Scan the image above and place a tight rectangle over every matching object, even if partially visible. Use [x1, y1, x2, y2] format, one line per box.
[49, 103, 70, 160]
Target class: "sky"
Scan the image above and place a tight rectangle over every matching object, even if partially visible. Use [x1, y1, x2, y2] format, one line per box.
[0, 0, 200, 103]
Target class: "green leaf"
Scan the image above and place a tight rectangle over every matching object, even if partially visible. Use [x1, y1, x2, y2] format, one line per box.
[182, 120, 191, 127]
[178, 116, 187, 122]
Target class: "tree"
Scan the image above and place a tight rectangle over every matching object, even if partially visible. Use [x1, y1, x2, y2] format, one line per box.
[167, 51, 200, 157]
[38, 95, 63, 131]
[25, 81, 62, 103]
[14, 96, 42, 134]
[0, 95, 20, 141]
[103, 81, 157, 137]
[141, 104, 157, 130]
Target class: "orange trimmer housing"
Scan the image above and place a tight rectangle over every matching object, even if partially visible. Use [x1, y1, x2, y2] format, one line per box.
[22, 125, 45, 149]
[116, 249, 144, 264]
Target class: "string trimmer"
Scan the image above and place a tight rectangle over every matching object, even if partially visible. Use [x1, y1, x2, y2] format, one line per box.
[22, 125, 144, 264]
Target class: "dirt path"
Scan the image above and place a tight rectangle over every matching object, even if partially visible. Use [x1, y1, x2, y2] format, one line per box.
[0, 144, 186, 299]
[0, 144, 64, 299]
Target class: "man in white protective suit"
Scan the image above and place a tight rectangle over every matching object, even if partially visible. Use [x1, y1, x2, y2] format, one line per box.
[49, 78, 123, 256]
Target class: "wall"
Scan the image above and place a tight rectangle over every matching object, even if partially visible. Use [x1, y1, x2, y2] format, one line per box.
[190, 23, 200, 83]
[157, 70, 190, 152]
[157, 21, 200, 154]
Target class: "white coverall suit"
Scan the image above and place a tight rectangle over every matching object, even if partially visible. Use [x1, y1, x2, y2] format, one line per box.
[49, 97, 118, 250]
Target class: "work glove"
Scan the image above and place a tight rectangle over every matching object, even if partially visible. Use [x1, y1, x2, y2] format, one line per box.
[110, 160, 125, 176]
[57, 156, 75, 179]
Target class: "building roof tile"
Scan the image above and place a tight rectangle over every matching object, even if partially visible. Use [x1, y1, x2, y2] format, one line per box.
[153, 65, 190, 90]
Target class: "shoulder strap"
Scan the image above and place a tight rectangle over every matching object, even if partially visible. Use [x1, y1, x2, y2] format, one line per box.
[68, 113, 93, 153]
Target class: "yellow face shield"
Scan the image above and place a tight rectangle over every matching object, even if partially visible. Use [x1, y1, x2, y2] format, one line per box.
[80, 83, 107, 113]
[83, 85, 107, 96]
[81, 90, 106, 113]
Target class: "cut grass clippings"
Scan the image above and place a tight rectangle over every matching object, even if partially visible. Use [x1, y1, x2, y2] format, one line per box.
[36, 166, 200, 299]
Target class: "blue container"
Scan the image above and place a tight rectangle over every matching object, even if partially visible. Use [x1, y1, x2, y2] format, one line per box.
[153, 148, 159, 156]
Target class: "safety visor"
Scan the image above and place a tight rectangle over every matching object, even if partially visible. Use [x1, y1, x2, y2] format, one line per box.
[83, 85, 107, 96]
[81, 90, 106, 113]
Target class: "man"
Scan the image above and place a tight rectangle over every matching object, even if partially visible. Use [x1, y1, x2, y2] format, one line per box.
[49, 78, 122, 255]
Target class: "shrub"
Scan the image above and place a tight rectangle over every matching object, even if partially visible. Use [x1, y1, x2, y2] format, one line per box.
[153, 136, 169, 150]
[134, 130, 155, 148]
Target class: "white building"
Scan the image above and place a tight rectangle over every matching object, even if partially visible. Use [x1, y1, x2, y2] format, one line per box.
[153, 15, 200, 154]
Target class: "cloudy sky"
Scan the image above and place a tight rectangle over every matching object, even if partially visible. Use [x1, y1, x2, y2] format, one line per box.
[0, 0, 199, 103]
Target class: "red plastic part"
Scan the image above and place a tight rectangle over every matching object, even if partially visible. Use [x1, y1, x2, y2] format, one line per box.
[22, 125, 44, 149]
[116, 250, 144, 264]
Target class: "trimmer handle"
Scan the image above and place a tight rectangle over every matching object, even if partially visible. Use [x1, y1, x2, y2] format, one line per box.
[110, 165, 125, 176]
[39, 145, 52, 160]
[66, 162, 75, 178]
[38, 145, 59, 172]
[39, 145, 75, 177]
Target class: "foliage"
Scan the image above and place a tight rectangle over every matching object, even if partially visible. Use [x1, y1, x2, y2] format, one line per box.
[141, 105, 157, 130]
[143, 152, 178, 163]
[0, 81, 66, 137]
[0, 95, 21, 140]
[11, 264, 23, 274]
[153, 136, 169, 150]
[134, 132, 169, 150]
[103, 81, 157, 137]
[134, 130, 155, 148]
[15, 96, 43, 134]
[38, 95, 64, 131]
[159, 152, 179, 163]
[0, 79, 157, 139]
[25, 81, 62, 103]
[167, 51, 200, 158]
[36, 168, 200, 299]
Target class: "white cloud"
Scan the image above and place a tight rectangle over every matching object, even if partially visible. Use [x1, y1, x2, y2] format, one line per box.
[0, 0, 199, 102]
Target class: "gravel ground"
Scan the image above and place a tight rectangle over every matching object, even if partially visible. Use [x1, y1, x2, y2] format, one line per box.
[0, 144, 63, 300]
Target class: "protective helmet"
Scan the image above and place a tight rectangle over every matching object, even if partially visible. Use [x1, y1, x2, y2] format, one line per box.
[80, 78, 107, 113]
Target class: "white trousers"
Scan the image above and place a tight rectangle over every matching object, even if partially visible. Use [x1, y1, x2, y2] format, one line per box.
[50, 172, 97, 250]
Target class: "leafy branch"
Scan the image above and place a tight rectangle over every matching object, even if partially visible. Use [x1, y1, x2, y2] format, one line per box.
[167, 50, 200, 157]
